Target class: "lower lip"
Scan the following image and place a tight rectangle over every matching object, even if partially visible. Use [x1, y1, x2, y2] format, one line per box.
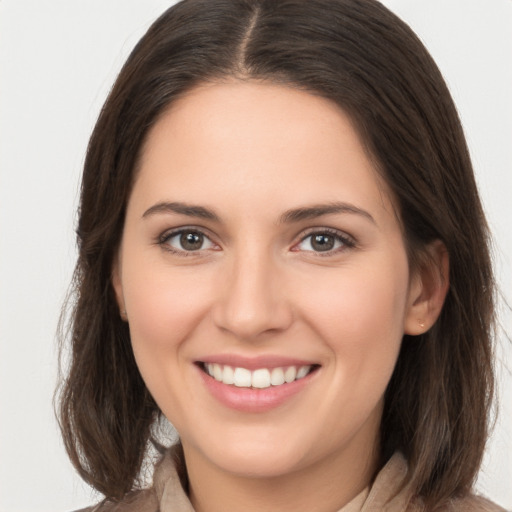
[196, 365, 318, 413]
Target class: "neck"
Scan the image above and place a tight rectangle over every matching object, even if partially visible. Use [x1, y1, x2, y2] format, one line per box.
[183, 434, 380, 512]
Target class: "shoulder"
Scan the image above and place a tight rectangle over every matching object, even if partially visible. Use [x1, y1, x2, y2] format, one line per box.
[370, 454, 507, 512]
[71, 444, 188, 512]
[439, 494, 508, 512]
[403, 493, 507, 512]
[71, 489, 158, 512]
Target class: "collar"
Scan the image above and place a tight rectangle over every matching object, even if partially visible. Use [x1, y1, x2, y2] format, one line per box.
[151, 445, 415, 512]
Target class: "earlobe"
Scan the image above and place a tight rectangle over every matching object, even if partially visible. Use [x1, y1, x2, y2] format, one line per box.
[404, 240, 449, 335]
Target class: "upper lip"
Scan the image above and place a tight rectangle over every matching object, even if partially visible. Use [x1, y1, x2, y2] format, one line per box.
[196, 354, 320, 371]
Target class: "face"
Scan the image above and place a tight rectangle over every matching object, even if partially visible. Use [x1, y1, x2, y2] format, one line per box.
[113, 81, 423, 480]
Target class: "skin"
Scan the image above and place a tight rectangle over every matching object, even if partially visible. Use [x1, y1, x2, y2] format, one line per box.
[113, 81, 448, 512]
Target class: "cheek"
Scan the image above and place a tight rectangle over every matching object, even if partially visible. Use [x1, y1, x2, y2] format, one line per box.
[297, 256, 409, 394]
[300, 264, 409, 444]
[305, 261, 407, 333]
[122, 262, 218, 426]
[123, 257, 214, 371]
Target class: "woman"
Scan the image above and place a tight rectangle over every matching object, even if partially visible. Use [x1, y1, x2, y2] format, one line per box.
[58, 0, 505, 510]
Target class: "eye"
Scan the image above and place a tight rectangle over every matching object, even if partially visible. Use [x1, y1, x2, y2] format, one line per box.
[160, 229, 216, 253]
[295, 230, 355, 253]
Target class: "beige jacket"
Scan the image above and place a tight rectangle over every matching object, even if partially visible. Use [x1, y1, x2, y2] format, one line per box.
[80, 449, 507, 512]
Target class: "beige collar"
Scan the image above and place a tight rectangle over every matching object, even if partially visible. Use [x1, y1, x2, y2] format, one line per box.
[339, 486, 370, 512]
[151, 447, 415, 512]
[87, 447, 505, 511]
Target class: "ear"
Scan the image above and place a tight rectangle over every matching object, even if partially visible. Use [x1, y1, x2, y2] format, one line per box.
[404, 240, 449, 335]
[112, 253, 128, 322]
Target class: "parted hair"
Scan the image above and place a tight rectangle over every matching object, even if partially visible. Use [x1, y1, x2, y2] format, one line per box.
[57, 0, 496, 509]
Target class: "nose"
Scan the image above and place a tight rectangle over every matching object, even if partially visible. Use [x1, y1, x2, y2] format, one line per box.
[212, 250, 293, 341]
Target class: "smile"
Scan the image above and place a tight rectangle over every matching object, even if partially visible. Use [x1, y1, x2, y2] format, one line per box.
[196, 358, 321, 412]
[202, 363, 316, 388]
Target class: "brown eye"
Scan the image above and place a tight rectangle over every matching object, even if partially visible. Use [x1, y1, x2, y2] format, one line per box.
[180, 231, 204, 251]
[296, 230, 354, 254]
[310, 234, 335, 251]
[161, 229, 216, 253]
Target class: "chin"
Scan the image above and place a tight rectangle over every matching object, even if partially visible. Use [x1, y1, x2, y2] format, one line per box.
[152, 398, 316, 478]
[183, 425, 322, 479]
[214, 447, 308, 478]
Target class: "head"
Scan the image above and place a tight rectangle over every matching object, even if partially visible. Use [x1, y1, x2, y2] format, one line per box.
[58, 0, 495, 508]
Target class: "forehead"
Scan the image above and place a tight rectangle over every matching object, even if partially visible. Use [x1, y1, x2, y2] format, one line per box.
[133, 80, 396, 225]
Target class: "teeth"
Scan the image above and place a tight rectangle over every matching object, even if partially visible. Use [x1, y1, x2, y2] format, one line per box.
[204, 363, 314, 388]
[252, 369, 270, 388]
[270, 367, 285, 386]
[296, 366, 310, 379]
[284, 366, 297, 383]
[223, 365, 234, 384]
[213, 363, 223, 381]
[233, 367, 252, 387]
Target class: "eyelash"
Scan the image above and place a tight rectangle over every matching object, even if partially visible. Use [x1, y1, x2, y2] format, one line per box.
[157, 227, 356, 256]
[158, 228, 219, 256]
[294, 228, 356, 256]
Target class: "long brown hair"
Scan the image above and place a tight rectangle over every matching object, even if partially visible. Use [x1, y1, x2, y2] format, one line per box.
[57, 0, 496, 508]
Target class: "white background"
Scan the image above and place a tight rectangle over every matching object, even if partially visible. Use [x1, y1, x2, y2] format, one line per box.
[0, 1, 510, 511]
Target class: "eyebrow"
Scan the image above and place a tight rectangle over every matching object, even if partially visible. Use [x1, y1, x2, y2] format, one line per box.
[142, 200, 375, 225]
[279, 202, 376, 225]
[142, 201, 220, 221]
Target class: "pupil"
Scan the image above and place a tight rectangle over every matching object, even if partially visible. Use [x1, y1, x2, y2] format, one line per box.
[180, 232, 203, 250]
[312, 234, 334, 251]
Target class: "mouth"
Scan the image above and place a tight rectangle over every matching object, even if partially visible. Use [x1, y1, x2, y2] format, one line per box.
[196, 361, 321, 389]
